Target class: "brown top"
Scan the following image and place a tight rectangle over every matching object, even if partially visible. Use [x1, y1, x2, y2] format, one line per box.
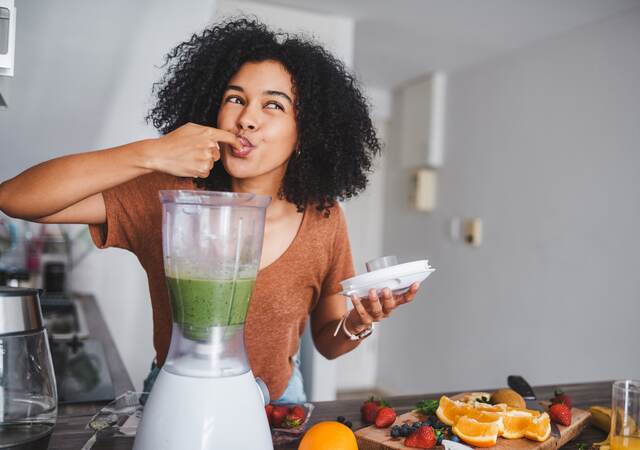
[89, 172, 354, 399]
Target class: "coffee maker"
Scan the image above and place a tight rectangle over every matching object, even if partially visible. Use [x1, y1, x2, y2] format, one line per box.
[133, 190, 273, 450]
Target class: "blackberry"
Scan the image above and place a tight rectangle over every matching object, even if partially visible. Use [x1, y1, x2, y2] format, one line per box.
[344, 420, 352, 429]
[336, 416, 345, 423]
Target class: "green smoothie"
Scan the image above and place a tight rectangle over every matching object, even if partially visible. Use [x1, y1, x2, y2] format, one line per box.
[165, 276, 256, 340]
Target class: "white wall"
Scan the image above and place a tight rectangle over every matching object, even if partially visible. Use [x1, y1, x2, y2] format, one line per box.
[337, 85, 391, 393]
[216, 0, 353, 66]
[377, 7, 640, 395]
[0, 0, 219, 390]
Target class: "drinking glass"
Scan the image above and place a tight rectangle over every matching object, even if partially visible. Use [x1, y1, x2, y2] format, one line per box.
[611, 380, 640, 450]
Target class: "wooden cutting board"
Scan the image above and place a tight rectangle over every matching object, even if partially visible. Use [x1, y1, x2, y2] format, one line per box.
[355, 398, 591, 450]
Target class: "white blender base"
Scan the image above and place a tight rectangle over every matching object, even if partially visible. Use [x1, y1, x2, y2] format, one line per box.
[133, 368, 273, 450]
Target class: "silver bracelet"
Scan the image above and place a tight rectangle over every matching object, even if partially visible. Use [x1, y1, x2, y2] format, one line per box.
[332, 312, 374, 341]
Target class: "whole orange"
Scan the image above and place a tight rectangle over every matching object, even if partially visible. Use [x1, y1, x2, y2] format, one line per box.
[298, 421, 358, 450]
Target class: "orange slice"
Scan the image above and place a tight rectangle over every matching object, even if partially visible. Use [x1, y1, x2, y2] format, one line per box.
[472, 402, 508, 413]
[453, 416, 500, 447]
[502, 410, 535, 439]
[463, 409, 505, 435]
[436, 396, 469, 426]
[524, 412, 552, 442]
[507, 406, 542, 417]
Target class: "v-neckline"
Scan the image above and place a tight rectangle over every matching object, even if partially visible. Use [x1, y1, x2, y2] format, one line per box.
[258, 208, 307, 274]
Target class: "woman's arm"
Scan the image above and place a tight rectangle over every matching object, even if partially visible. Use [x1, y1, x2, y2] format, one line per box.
[310, 293, 362, 360]
[0, 123, 240, 223]
[311, 284, 420, 360]
[0, 141, 153, 223]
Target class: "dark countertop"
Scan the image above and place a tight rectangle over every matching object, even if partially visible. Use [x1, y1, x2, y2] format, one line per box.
[50, 369, 612, 449]
[48, 293, 134, 448]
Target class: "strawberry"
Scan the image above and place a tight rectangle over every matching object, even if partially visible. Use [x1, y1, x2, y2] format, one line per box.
[405, 425, 437, 449]
[283, 405, 306, 428]
[270, 405, 289, 428]
[361, 398, 382, 424]
[549, 403, 572, 426]
[265, 404, 274, 426]
[551, 389, 573, 408]
[375, 406, 397, 428]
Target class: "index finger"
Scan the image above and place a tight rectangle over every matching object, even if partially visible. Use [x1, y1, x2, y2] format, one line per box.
[208, 127, 242, 148]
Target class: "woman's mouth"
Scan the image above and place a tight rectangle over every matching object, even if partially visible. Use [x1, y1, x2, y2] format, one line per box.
[231, 136, 255, 158]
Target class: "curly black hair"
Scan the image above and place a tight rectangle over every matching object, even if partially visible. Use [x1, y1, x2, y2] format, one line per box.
[147, 17, 381, 214]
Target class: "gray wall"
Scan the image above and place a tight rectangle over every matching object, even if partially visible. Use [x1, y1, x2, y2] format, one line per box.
[378, 7, 640, 395]
[0, 0, 218, 390]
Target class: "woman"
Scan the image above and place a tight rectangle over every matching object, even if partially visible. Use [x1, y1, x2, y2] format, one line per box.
[0, 18, 420, 404]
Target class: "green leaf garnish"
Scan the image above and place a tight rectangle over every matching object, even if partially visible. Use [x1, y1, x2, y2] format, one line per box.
[416, 399, 439, 416]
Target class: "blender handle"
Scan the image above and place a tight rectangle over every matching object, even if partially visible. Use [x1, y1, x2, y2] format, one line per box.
[255, 377, 270, 406]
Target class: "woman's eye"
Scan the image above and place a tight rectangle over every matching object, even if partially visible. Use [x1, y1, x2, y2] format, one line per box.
[265, 101, 284, 111]
[225, 96, 243, 104]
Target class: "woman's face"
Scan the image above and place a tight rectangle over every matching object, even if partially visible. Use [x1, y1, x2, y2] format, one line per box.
[217, 60, 298, 183]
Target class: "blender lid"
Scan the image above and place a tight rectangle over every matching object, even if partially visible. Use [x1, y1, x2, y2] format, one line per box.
[339, 260, 435, 298]
[0, 287, 44, 334]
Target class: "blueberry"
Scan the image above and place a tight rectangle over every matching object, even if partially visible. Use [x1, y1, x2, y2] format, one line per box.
[344, 420, 352, 429]
[336, 416, 345, 423]
[424, 417, 434, 426]
[391, 428, 400, 438]
[451, 435, 461, 443]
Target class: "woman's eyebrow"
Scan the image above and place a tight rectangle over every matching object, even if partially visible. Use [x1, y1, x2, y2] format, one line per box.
[226, 85, 293, 105]
[264, 90, 293, 105]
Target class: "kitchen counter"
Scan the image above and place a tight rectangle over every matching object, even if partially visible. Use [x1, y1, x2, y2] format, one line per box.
[49, 378, 611, 449]
[48, 293, 134, 448]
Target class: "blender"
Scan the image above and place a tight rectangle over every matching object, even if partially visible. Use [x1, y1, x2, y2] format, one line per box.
[133, 190, 273, 450]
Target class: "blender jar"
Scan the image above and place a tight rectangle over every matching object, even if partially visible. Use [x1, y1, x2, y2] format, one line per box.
[159, 190, 270, 378]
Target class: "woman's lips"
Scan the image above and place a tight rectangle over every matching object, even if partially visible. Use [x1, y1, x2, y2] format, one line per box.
[231, 136, 255, 158]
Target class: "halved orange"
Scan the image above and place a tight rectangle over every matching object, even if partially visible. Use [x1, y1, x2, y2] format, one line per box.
[436, 396, 469, 426]
[453, 416, 500, 448]
[502, 410, 535, 439]
[524, 412, 552, 442]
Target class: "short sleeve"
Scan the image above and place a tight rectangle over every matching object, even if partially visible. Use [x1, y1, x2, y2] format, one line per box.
[89, 173, 192, 252]
[320, 205, 356, 297]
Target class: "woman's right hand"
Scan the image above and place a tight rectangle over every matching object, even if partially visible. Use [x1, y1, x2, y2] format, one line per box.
[146, 123, 242, 178]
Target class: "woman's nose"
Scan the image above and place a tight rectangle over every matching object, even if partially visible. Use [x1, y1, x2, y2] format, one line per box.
[238, 108, 258, 130]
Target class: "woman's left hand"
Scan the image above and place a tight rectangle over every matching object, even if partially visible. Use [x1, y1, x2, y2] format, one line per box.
[345, 283, 420, 334]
